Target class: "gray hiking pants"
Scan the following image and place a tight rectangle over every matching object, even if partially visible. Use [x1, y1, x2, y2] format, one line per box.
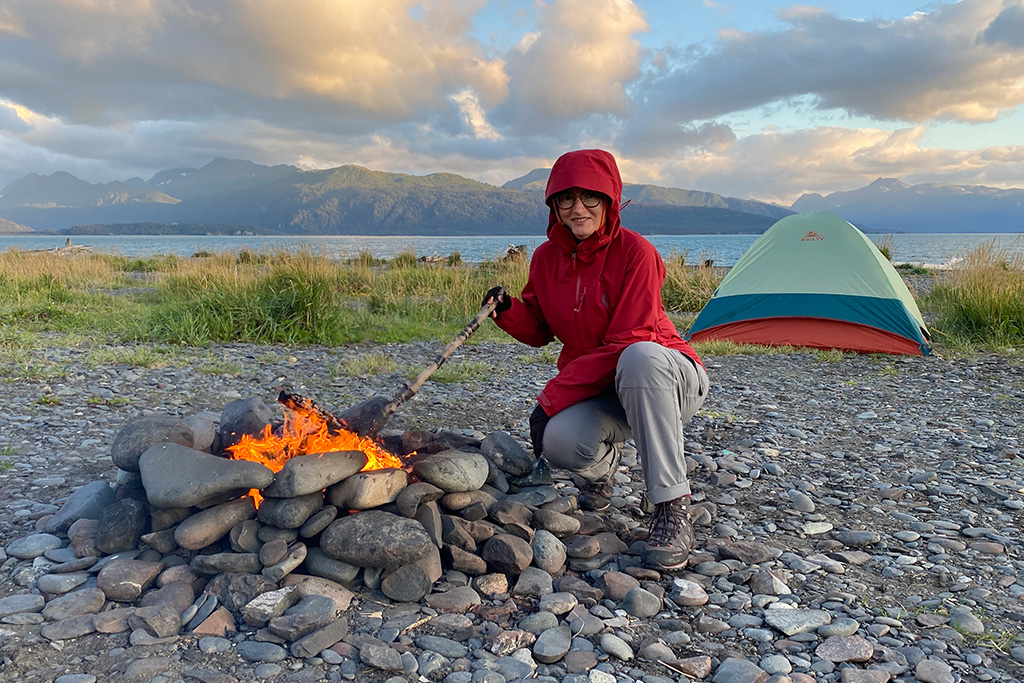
[540, 341, 709, 505]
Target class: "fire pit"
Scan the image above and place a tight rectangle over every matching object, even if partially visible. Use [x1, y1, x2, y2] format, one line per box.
[0, 390, 666, 672]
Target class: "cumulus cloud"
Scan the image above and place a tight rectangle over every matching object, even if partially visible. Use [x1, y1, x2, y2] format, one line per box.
[497, 0, 649, 132]
[627, 0, 1024, 127]
[641, 125, 1024, 205]
[0, 0, 507, 124]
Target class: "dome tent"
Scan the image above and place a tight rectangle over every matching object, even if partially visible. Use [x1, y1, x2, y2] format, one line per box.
[687, 212, 931, 355]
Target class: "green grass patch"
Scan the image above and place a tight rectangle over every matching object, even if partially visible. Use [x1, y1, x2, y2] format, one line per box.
[428, 360, 494, 385]
[36, 394, 62, 406]
[691, 339, 797, 356]
[83, 345, 177, 369]
[85, 396, 131, 406]
[335, 352, 398, 377]
[922, 241, 1024, 349]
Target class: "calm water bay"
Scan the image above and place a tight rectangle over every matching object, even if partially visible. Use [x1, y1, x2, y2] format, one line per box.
[2, 232, 1022, 267]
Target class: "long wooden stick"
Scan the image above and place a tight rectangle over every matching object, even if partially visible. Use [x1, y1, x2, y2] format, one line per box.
[377, 287, 506, 422]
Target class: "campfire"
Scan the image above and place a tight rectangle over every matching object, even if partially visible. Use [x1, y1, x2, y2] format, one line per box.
[226, 396, 404, 506]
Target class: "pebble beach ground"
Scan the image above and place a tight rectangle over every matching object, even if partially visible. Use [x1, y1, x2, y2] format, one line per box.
[1, 338, 1022, 683]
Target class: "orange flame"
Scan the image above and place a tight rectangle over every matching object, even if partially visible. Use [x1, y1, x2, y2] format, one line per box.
[227, 402, 403, 506]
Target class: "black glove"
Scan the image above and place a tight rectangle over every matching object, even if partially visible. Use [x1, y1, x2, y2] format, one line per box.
[530, 404, 550, 457]
[482, 285, 512, 318]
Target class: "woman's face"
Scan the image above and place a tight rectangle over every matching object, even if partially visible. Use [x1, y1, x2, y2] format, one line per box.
[554, 187, 607, 241]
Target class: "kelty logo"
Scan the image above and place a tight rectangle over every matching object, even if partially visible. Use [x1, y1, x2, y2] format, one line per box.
[800, 231, 824, 241]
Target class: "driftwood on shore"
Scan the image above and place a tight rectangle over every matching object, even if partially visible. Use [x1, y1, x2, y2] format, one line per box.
[21, 242, 94, 256]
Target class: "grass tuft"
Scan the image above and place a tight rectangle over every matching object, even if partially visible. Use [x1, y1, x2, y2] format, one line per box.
[922, 241, 1024, 348]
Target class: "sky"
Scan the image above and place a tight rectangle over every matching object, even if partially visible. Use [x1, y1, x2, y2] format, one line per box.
[1, 0, 1023, 205]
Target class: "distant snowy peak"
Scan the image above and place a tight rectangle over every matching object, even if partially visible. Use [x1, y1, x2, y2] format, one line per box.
[791, 178, 1024, 232]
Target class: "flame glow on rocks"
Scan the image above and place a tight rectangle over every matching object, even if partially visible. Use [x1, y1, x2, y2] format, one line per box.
[227, 403, 403, 506]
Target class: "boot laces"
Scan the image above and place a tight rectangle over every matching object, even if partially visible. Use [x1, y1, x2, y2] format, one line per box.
[648, 499, 690, 548]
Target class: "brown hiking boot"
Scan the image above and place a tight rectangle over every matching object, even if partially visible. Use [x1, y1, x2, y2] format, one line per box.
[641, 496, 694, 571]
[573, 448, 621, 512]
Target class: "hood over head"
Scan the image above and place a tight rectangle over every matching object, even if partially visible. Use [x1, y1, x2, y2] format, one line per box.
[544, 149, 623, 254]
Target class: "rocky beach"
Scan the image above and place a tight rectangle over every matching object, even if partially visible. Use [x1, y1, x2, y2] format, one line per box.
[1, 339, 1022, 683]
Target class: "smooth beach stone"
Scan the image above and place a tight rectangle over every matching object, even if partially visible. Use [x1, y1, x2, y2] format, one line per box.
[327, 467, 408, 510]
[320, 510, 433, 569]
[218, 397, 276, 450]
[480, 432, 533, 476]
[257, 491, 323, 529]
[111, 414, 194, 472]
[261, 450, 368, 498]
[6, 533, 63, 559]
[174, 497, 256, 550]
[95, 498, 148, 554]
[0, 593, 45, 618]
[139, 443, 273, 509]
[412, 450, 490, 493]
[44, 481, 117, 536]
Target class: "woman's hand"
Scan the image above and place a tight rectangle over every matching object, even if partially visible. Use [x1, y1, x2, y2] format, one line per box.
[482, 285, 512, 319]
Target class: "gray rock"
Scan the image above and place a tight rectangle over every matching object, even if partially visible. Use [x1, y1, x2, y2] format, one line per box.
[299, 505, 339, 538]
[423, 585, 481, 614]
[190, 552, 262, 576]
[815, 635, 875, 662]
[6, 533, 63, 559]
[381, 563, 433, 603]
[111, 415, 194, 472]
[395, 481, 445, 518]
[621, 587, 661, 618]
[95, 498, 148, 554]
[533, 625, 571, 664]
[203, 572, 277, 613]
[54, 676, 97, 683]
[44, 481, 118, 536]
[915, 659, 955, 683]
[261, 541, 307, 582]
[304, 547, 361, 587]
[96, 559, 163, 602]
[236, 640, 288, 663]
[38, 572, 89, 596]
[320, 510, 433, 569]
[139, 443, 273, 509]
[0, 593, 45, 618]
[481, 432, 533, 476]
[326, 468, 408, 510]
[40, 614, 97, 641]
[175, 497, 256, 550]
[833, 530, 881, 547]
[257, 491, 323, 529]
[241, 586, 299, 627]
[415, 634, 468, 659]
[290, 616, 349, 659]
[512, 567, 553, 597]
[128, 604, 181, 638]
[412, 450, 490, 492]
[360, 641, 405, 671]
[268, 594, 338, 640]
[531, 508, 581, 537]
[184, 412, 219, 452]
[218, 397, 276, 450]
[712, 658, 769, 683]
[948, 606, 984, 635]
[481, 534, 533, 574]
[763, 608, 832, 635]
[41, 587, 106, 620]
[262, 450, 368, 497]
[531, 529, 566, 574]
[599, 633, 634, 661]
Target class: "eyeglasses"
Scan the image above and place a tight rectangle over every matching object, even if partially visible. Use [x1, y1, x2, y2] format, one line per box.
[555, 191, 604, 210]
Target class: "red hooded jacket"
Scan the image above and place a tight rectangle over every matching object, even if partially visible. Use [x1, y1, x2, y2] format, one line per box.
[496, 149, 702, 416]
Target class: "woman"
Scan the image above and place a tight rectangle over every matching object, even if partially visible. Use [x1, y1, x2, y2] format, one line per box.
[483, 148, 709, 572]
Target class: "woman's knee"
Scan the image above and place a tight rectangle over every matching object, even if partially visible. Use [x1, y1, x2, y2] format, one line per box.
[616, 342, 673, 386]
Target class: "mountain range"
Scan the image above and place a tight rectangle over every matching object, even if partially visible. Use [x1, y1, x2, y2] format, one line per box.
[0, 158, 1020, 235]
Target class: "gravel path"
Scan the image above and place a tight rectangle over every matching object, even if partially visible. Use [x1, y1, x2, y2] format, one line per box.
[1, 340, 1022, 683]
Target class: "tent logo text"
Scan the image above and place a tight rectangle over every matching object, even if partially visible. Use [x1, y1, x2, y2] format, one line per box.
[800, 231, 824, 241]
